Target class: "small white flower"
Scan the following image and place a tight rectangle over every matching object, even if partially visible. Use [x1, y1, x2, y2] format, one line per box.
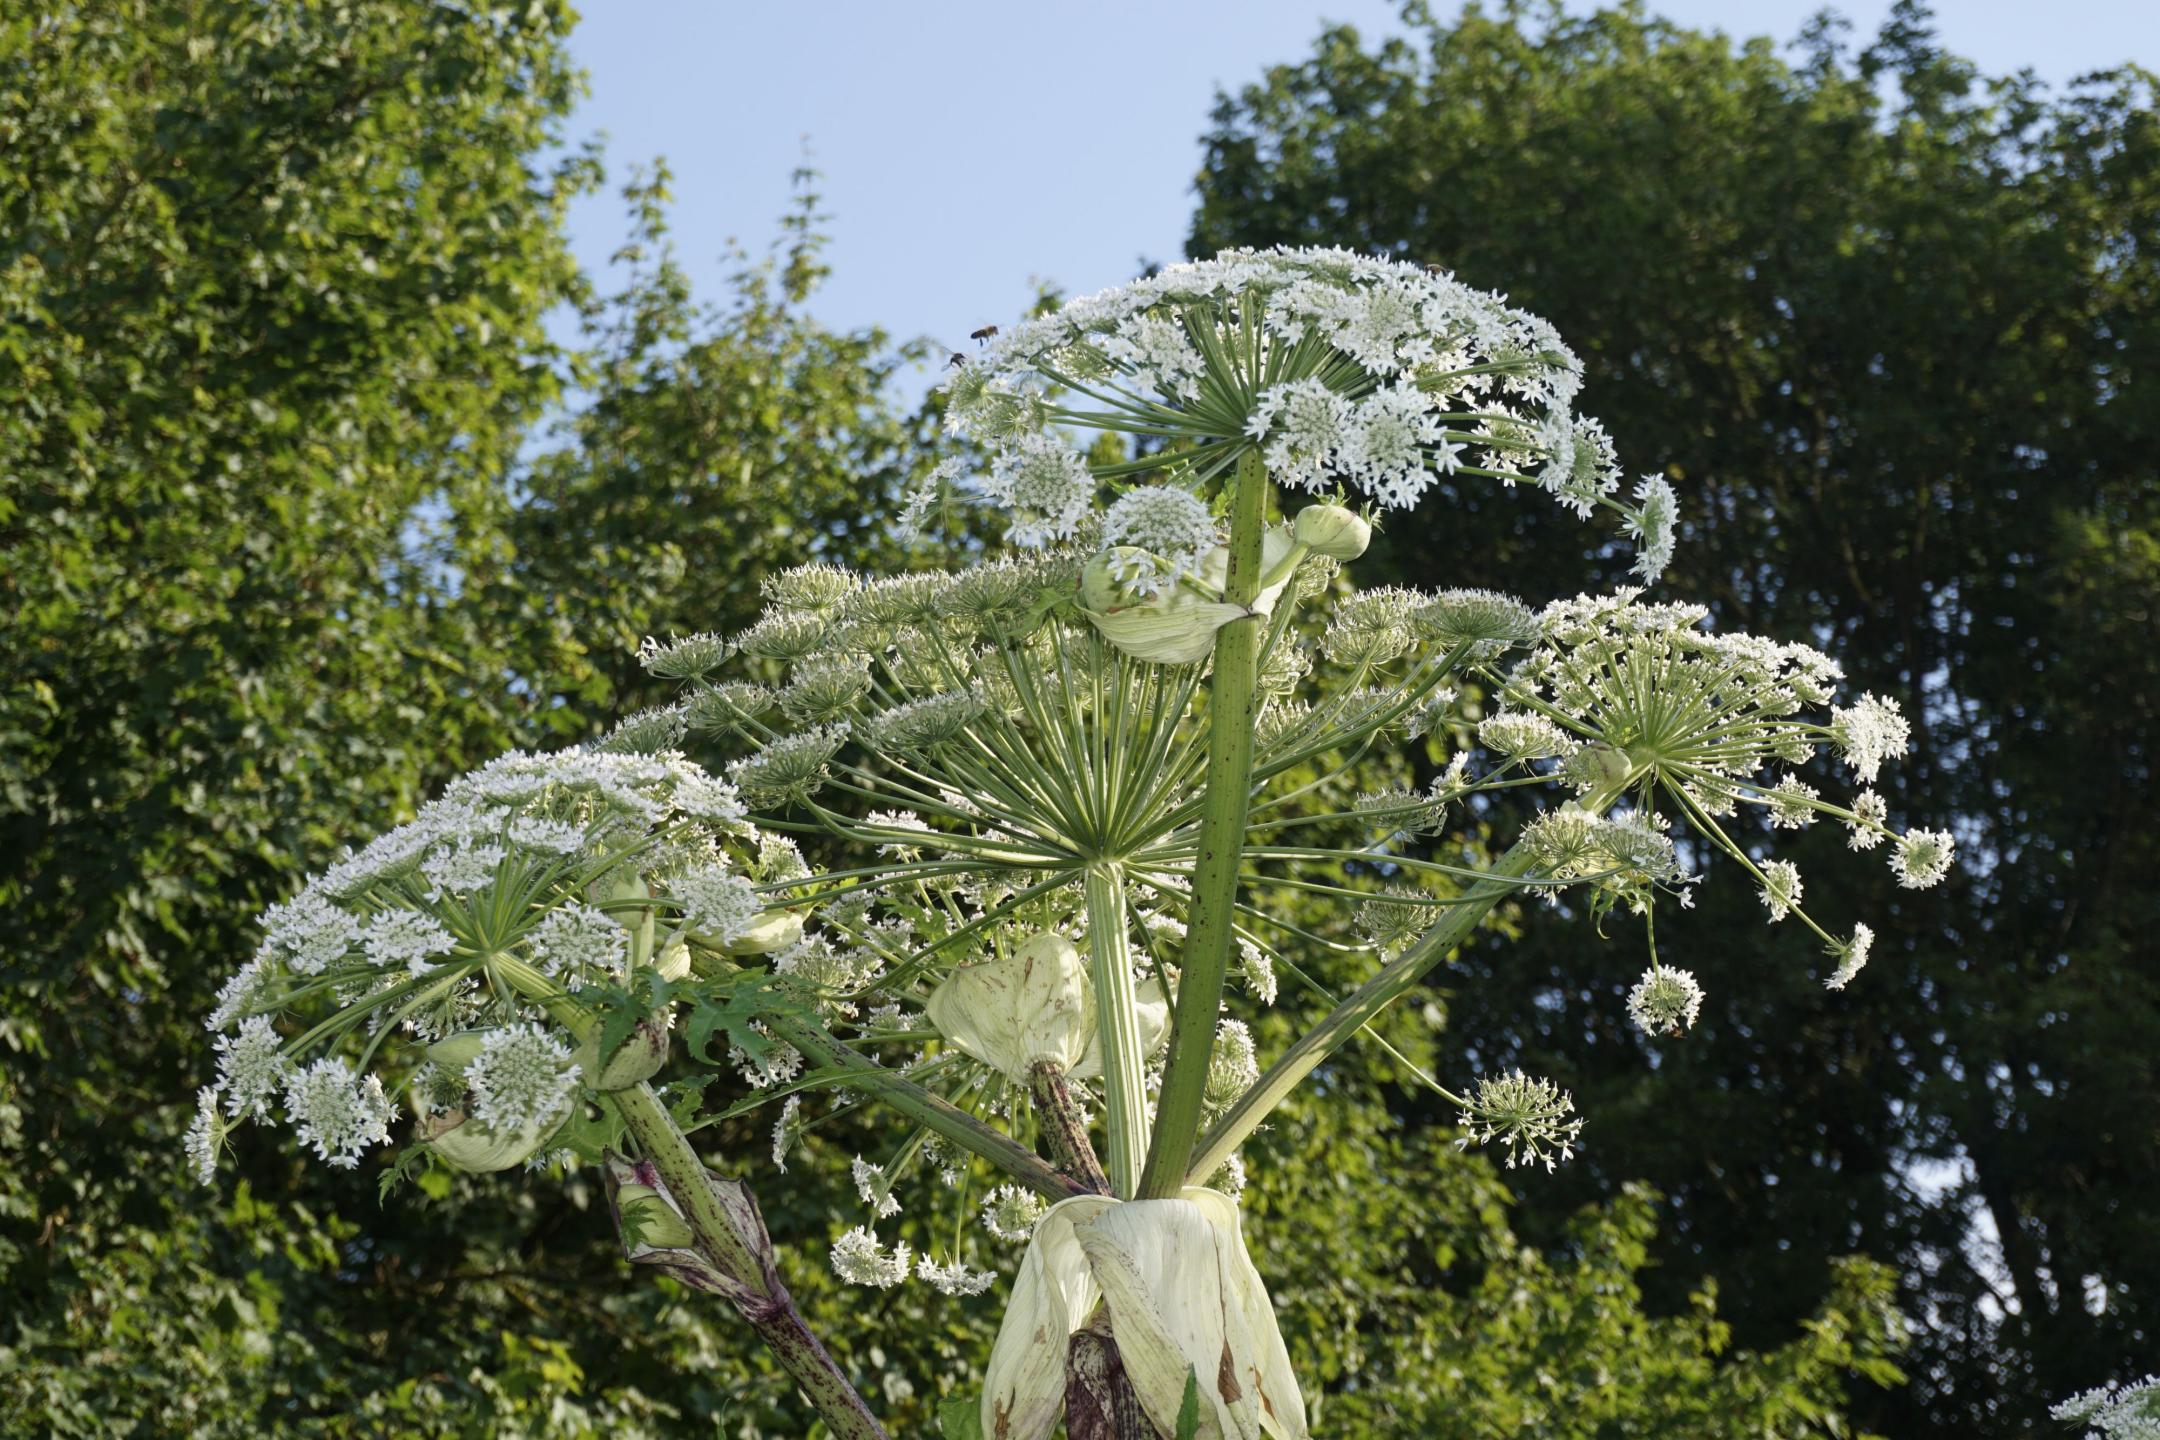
[420, 841, 507, 900]
[1846, 790, 1889, 849]
[669, 869, 764, 945]
[361, 908, 457, 973]
[829, 1226, 911, 1288]
[1626, 965, 1705, 1035]
[262, 892, 361, 976]
[852, 1156, 903, 1219]
[916, 1254, 998, 1296]
[1340, 385, 1441, 507]
[1100, 485, 1220, 592]
[463, 1025, 580, 1134]
[283, 1057, 396, 1169]
[525, 902, 628, 978]
[1249, 377, 1352, 491]
[507, 816, 585, 856]
[1827, 924, 1873, 991]
[1479, 711, 1577, 761]
[185, 1087, 224, 1185]
[985, 432, 1095, 545]
[215, 1015, 289, 1120]
[1766, 773, 1820, 830]
[1206, 1019, 1260, 1110]
[1892, 828, 1956, 889]
[1454, 1070, 1583, 1172]
[1830, 693, 1911, 784]
[1624, 475, 1678, 582]
[981, 1184, 1045, 1243]
[1759, 859, 1804, 922]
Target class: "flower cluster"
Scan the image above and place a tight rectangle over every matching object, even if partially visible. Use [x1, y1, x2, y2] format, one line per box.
[2055, 1377, 2160, 1440]
[933, 246, 1675, 580]
[194, 737, 796, 1183]
[1473, 588, 1952, 988]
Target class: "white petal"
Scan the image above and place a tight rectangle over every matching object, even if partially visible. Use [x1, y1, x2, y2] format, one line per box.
[981, 1194, 1115, 1440]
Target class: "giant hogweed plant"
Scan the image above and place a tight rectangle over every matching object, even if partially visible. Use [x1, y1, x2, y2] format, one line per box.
[193, 249, 1951, 1439]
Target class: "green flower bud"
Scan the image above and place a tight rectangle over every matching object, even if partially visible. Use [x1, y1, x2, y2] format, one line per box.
[424, 1109, 557, 1173]
[574, 1014, 671, 1092]
[613, 1180, 697, 1250]
[725, 909, 804, 956]
[1292, 503, 1370, 560]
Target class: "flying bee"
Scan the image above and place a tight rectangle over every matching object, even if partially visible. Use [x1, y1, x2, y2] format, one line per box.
[947, 351, 968, 368]
[970, 325, 999, 344]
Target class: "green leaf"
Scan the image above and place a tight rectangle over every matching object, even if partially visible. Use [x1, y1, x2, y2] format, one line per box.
[1175, 1367, 1202, 1439]
[938, 1395, 984, 1440]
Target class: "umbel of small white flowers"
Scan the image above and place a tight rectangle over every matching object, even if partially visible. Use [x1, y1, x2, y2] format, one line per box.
[188, 740, 784, 1185]
[914, 244, 1677, 588]
[2054, 1376, 2160, 1440]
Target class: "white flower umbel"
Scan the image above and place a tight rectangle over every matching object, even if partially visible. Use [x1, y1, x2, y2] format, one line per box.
[1626, 965, 1705, 1036]
[981, 1189, 1308, 1440]
[2054, 1375, 2160, 1440]
[1760, 860, 1805, 922]
[1453, 1070, 1584, 1173]
[982, 1184, 1047, 1243]
[916, 1254, 998, 1297]
[830, 1226, 911, 1289]
[524, 902, 629, 980]
[197, 741, 787, 1186]
[184, 1087, 225, 1185]
[214, 1014, 289, 1120]
[1826, 924, 1874, 991]
[464, 1025, 581, 1134]
[1100, 484, 1221, 594]
[1893, 827, 1957, 890]
[937, 246, 1673, 578]
[282, 1057, 396, 1170]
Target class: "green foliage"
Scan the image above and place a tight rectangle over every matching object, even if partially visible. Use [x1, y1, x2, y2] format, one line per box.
[1193, 2, 2160, 1434]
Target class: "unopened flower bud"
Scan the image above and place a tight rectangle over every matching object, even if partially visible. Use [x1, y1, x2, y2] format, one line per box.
[726, 909, 805, 956]
[1292, 503, 1370, 560]
[928, 932, 1094, 1081]
[1080, 551, 1247, 665]
[575, 1014, 672, 1091]
[613, 1179, 697, 1250]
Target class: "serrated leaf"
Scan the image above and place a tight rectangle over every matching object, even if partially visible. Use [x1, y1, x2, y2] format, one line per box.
[662, 1074, 716, 1129]
[554, 1096, 627, 1164]
[1175, 1368, 1201, 1440]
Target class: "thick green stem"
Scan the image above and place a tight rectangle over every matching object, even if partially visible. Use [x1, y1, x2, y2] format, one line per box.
[1184, 782, 1634, 1184]
[615, 1087, 890, 1440]
[1084, 863, 1148, 1194]
[765, 1013, 1096, 1203]
[1139, 446, 1269, 1197]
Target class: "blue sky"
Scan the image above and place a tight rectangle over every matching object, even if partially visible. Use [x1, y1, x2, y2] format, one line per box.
[559, 0, 2159, 381]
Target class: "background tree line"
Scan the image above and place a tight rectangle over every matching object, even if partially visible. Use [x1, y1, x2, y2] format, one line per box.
[0, 0, 2146, 1435]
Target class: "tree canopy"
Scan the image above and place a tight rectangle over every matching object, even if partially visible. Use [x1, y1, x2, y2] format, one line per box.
[1191, 3, 2160, 1434]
